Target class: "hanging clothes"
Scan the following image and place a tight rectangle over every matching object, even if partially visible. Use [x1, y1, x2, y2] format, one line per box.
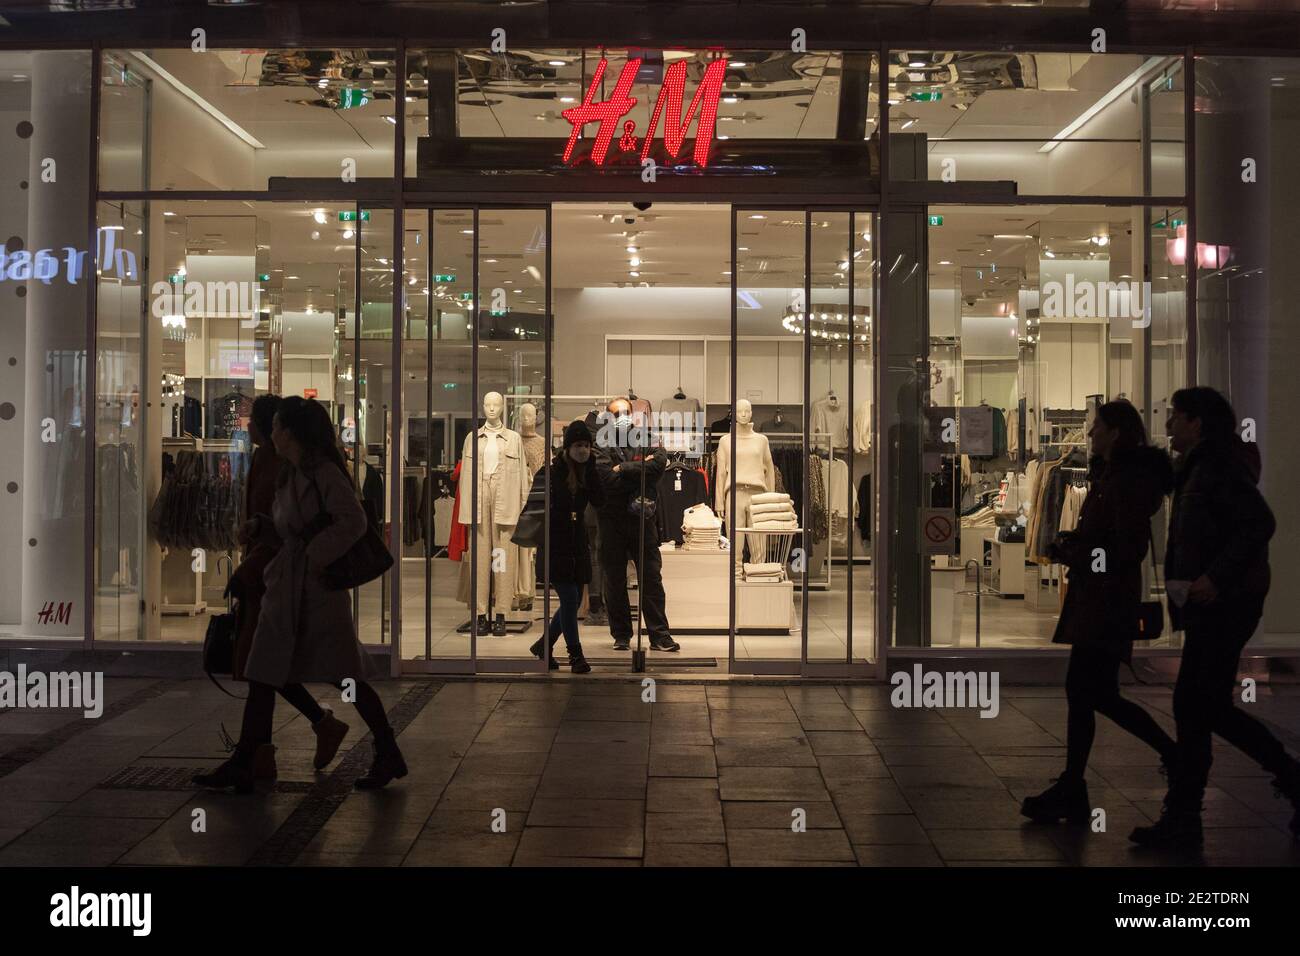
[656, 462, 709, 545]
[447, 460, 468, 561]
[811, 396, 850, 449]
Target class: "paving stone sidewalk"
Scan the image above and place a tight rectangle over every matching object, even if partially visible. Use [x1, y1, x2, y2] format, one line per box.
[1, 677, 1298, 867]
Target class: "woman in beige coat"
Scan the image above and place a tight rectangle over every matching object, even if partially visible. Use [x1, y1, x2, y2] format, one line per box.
[195, 397, 407, 793]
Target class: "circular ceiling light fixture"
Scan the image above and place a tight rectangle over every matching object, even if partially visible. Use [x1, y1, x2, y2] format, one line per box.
[781, 304, 873, 343]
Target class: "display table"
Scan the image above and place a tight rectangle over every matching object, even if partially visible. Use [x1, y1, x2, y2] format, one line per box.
[660, 548, 795, 632]
[988, 539, 1026, 596]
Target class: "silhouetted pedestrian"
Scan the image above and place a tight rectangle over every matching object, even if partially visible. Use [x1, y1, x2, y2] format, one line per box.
[1023, 400, 1176, 824]
[195, 397, 406, 793]
[1131, 386, 1299, 848]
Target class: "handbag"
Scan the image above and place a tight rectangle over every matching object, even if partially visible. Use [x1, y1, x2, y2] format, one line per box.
[303, 470, 395, 591]
[1134, 521, 1164, 641]
[511, 469, 547, 549]
[202, 584, 245, 699]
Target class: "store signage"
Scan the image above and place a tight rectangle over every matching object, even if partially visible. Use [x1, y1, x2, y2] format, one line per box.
[338, 210, 371, 222]
[0, 227, 137, 285]
[928, 215, 944, 226]
[562, 56, 729, 168]
[303, 388, 319, 399]
[230, 363, 251, 376]
[338, 88, 370, 109]
[922, 509, 956, 555]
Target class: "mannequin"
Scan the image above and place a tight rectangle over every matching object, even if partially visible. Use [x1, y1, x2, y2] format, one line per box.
[457, 392, 528, 634]
[513, 402, 546, 610]
[716, 399, 776, 564]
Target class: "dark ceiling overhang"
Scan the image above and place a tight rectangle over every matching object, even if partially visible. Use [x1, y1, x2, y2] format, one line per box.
[2, 2, 1300, 56]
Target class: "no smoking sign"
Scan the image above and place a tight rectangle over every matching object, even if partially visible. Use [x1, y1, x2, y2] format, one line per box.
[922, 509, 956, 555]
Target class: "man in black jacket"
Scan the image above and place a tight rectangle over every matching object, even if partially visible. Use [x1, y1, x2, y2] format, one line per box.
[593, 398, 679, 653]
[1131, 387, 1300, 849]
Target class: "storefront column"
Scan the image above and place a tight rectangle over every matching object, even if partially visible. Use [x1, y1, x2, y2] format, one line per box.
[879, 207, 928, 646]
[21, 52, 90, 637]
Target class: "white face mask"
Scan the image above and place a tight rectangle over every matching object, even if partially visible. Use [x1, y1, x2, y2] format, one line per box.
[568, 446, 591, 464]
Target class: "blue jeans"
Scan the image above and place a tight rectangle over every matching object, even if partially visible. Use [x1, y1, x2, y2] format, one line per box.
[545, 582, 584, 657]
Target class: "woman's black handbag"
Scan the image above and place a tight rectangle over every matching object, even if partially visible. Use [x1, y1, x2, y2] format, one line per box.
[202, 585, 245, 698]
[305, 475, 395, 591]
[511, 470, 547, 549]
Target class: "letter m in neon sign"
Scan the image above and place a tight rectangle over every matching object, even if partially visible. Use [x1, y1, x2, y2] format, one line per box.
[562, 56, 729, 168]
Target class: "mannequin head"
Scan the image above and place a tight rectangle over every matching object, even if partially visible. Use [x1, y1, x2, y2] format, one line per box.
[482, 391, 504, 426]
[519, 402, 537, 435]
[735, 399, 753, 426]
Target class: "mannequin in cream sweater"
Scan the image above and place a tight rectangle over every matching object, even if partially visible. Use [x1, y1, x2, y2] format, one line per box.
[716, 399, 775, 564]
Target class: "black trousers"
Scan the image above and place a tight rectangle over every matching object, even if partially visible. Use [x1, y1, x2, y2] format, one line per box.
[1064, 644, 1175, 781]
[1169, 597, 1290, 808]
[598, 516, 671, 644]
[239, 679, 393, 753]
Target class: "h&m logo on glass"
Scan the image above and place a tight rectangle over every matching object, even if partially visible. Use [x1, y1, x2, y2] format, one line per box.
[562, 56, 728, 169]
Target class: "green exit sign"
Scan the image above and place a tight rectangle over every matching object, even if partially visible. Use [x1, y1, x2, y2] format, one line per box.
[459, 292, 474, 301]
[908, 91, 942, 102]
[928, 215, 944, 227]
[434, 273, 457, 283]
[257, 273, 270, 282]
[442, 382, 457, 390]
[490, 309, 508, 317]
[338, 210, 371, 222]
[338, 88, 370, 109]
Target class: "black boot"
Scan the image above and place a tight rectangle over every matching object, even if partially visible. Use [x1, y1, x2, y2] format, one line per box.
[568, 646, 592, 675]
[355, 729, 408, 790]
[529, 638, 560, 670]
[1269, 756, 1300, 839]
[1021, 776, 1090, 824]
[492, 614, 508, 637]
[1129, 802, 1204, 849]
[193, 743, 259, 793]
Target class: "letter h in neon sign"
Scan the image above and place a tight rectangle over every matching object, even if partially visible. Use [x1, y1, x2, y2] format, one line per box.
[561, 56, 729, 169]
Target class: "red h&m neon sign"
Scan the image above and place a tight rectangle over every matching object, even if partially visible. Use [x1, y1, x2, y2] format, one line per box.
[562, 57, 729, 168]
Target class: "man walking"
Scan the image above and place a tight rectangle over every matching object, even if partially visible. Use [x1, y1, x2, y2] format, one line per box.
[1131, 387, 1300, 848]
[593, 397, 679, 653]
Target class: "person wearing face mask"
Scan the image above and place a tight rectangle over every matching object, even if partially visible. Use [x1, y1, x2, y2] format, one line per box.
[526, 421, 604, 673]
[594, 397, 680, 653]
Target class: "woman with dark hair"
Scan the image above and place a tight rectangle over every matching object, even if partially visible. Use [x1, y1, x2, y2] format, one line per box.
[1022, 399, 1177, 824]
[195, 397, 406, 792]
[527, 421, 604, 673]
[226, 394, 352, 782]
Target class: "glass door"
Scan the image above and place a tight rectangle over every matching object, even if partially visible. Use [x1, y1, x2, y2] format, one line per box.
[730, 208, 876, 676]
[402, 206, 551, 674]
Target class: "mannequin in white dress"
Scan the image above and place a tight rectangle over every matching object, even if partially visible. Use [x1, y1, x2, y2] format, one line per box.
[716, 399, 775, 564]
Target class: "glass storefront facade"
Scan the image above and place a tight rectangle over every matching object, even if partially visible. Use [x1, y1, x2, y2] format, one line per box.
[3, 10, 1298, 673]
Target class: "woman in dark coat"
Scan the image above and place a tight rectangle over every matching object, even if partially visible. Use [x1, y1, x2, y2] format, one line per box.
[527, 420, 604, 673]
[1022, 400, 1177, 824]
[195, 397, 406, 793]
[227, 394, 351, 781]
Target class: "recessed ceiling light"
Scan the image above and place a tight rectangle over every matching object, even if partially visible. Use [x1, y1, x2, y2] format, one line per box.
[749, 214, 766, 220]
[461, 229, 473, 235]
[163, 211, 176, 217]
[287, 275, 299, 280]
[629, 271, 640, 278]
[630, 257, 641, 267]
[313, 210, 327, 224]
[938, 260, 952, 265]
[384, 116, 397, 125]
[559, 96, 576, 104]
[730, 61, 747, 69]
[723, 96, 739, 104]
[548, 60, 566, 67]
[626, 245, 639, 253]
[342, 228, 354, 239]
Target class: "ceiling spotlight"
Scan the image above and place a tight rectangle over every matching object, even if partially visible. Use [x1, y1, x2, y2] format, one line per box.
[342, 228, 354, 239]
[730, 61, 747, 69]
[626, 245, 639, 253]
[313, 210, 327, 224]
[384, 115, 397, 125]
[311, 230, 321, 240]
[629, 271, 640, 278]
[630, 257, 641, 267]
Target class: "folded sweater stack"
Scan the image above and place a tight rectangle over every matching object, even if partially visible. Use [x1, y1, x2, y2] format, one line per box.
[681, 503, 723, 551]
[742, 561, 785, 582]
[748, 492, 797, 531]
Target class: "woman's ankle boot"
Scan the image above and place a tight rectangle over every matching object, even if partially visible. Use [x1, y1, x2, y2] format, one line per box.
[1021, 776, 1090, 824]
[529, 638, 561, 670]
[356, 729, 408, 790]
[568, 645, 591, 674]
[193, 743, 259, 793]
